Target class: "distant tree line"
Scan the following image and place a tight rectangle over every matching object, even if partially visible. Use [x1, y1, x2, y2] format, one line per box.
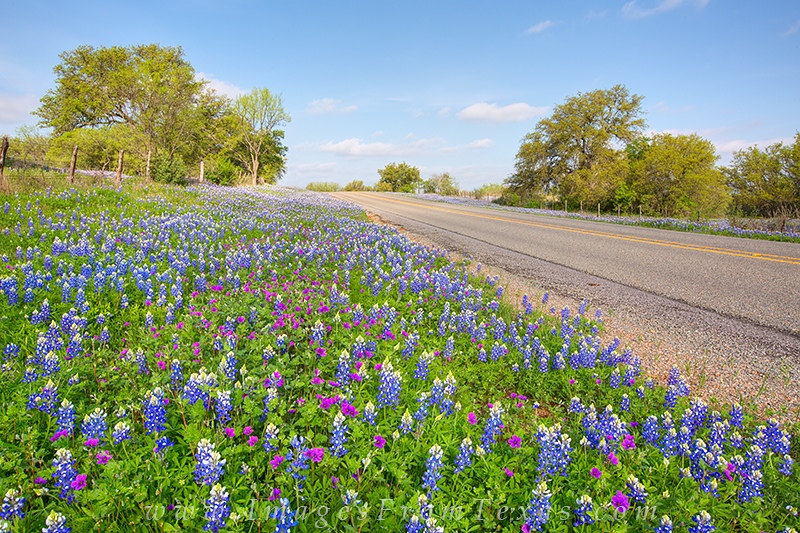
[4, 44, 289, 186]
[506, 85, 799, 219]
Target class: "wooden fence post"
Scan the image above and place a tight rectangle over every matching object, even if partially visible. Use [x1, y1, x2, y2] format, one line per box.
[597, 203, 600, 217]
[115, 150, 124, 188]
[200, 160, 205, 182]
[68, 145, 78, 184]
[0, 135, 9, 192]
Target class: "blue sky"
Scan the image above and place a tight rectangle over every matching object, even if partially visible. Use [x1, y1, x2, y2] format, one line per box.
[2, 0, 799, 190]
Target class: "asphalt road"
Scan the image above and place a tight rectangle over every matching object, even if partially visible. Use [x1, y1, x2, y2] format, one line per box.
[332, 192, 800, 337]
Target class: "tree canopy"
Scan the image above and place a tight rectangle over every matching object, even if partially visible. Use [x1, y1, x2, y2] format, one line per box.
[377, 162, 421, 192]
[507, 84, 646, 205]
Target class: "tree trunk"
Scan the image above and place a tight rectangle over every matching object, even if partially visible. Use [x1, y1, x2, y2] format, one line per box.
[116, 150, 124, 188]
[68, 145, 78, 184]
[146, 149, 152, 181]
[0, 135, 9, 192]
[252, 158, 259, 187]
[200, 160, 204, 182]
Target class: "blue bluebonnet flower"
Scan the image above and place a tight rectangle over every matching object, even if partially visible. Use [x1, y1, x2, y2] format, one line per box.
[654, 515, 674, 533]
[399, 410, 414, 436]
[362, 401, 377, 426]
[341, 489, 361, 510]
[143, 388, 168, 435]
[413, 392, 430, 426]
[626, 474, 648, 504]
[27, 380, 59, 415]
[81, 408, 108, 441]
[778, 454, 794, 476]
[195, 439, 226, 486]
[376, 360, 402, 409]
[414, 350, 433, 381]
[203, 484, 231, 533]
[285, 435, 310, 492]
[688, 511, 715, 533]
[112, 422, 131, 444]
[42, 352, 60, 377]
[214, 389, 233, 423]
[619, 393, 630, 412]
[480, 402, 505, 453]
[523, 481, 552, 532]
[154, 436, 174, 462]
[0, 488, 25, 523]
[331, 412, 349, 457]
[422, 444, 444, 497]
[453, 436, 474, 474]
[573, 495, 594, 527]
[52, 449, 80, 503]
[41, 510, 70, 533]
[271, 497, 299, 533]
[219, 351, 238, 382]
[262, 423, 279, 453]
[728, 403, 743, 428]
[569, 397, 584, 414]
[535, 423, 573, 478]
[170, 360, 184, 390]
[56, 400, 76, 435]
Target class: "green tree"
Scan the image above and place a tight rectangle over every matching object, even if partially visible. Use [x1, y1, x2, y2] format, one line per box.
[306, 181, 341, 192]
[344, 179, 370, 191]
[628, 133, 728, 217]
[507, 84, 647, 206]
[230, 87, 291, 186]
[724, 133, 799, 217]
[47, 126, 130, 172]
[423, 172, 459, 195]
[377, 162, 421, 192]
[34, 44, 204, 176]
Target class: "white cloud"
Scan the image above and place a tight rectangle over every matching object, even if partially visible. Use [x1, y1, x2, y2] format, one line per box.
[197, 72, 246, 99]
[306, 98, 357, 115]
[438, 107, 451, 117]
[372, 130, 384, 137]
[622, 0, 709, 19]
[526, 20, 554, 34]
[456, 102, 548, 123]
[0, 93, 39, 124]
[467, 138, 495, 149]
[783, 19, 800, 36]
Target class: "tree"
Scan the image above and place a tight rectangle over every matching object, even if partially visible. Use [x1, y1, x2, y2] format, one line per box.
[47, 126, 129, 172]
[230, 87, 291, 186]
[628, 133, 728, 217]
[377, 162, 421, 192]
[724, 133, 799, 217]
[423, 172, 459, 195]
[344, 179, 370, 191]
[507, 85, 646, 206]
[35, 44, 204, 176]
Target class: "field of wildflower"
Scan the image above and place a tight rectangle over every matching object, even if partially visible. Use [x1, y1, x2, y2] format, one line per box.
[0, 182, 797, 533]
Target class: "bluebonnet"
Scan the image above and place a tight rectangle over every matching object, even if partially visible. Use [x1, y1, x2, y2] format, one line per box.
[52, 449, 80, 503]
[27, 380, 59, 415]
[573, 495, 594, 527]
[480, 403, 505, 453]
[0, 488, 25, 524]
[331, 412, 349, 457]
[170, 359, 184, 390]
[399, 410, 414, 436]
[195, 439, 226, 486]
[413, 392, 430, 426]
[214, 389, 233, 423]
[535, 423, 573, 478]
[56, 400, 76, 435]
[619, 393, 630, 412]
[112, 422, 132, 444]
[626, 474, 648, 504]
[143, 388, 168, 435]
[362, 401, 377, 426]
[262, 423, 280, 453]
[453, 436, 474, 473]
[524, 481, 552, 532]
[271, 497, 299, 533]
[285, 435, 310, 492]
[728, 403, 743, 428]
[203, 484, 231, 533]
[688, 511, 715, 533]
[422, 444, 444, 496]
[41, 510, 70, 533]
[654, 515, 674, 533]
[81, 408, 108, 441]
[414, 350, 433, 381]
[376, 361, 402, 409]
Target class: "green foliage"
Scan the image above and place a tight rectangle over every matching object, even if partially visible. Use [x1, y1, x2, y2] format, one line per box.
[344, 179, 371, 191]
[306, 181, 341, 192]
[627, 133, 729, 218]
[150, 152, 188, 185]
[377, 161, 421, 192]
[205, 155, 239, 186]
[423, 172, 460, 196]
[507, 84, 646, 206]
[724, 132, 800, 217]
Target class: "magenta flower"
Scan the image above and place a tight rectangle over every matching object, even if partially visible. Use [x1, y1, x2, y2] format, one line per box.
[70, 474, 87, 491]
[247, 436, 258, 447]
[468, 412, 477, 425]
[591, 467, 602, 479]
[269, 455, 285, 469]
[508, 435, 522, 448]
[503, 468, 514, 477]
[84, 438, 100, 447]
[622, 434, 636, 450]
[224, 427, 235, 438]
[50, 430, 68, 442]
[305, 448, 325, 462]
[244, 426, 253, 436]
[569, 378, 575, 384]
[611, 491, 630, 513]
[35, 477, 47, 485]
[269, 488, 281, 501]
[724, 463, 736, 481]
[96, 451, 113, 464]
[374, 435, 386, 449]
[607, 451, 619, 466]
[157, 360, 166, 370]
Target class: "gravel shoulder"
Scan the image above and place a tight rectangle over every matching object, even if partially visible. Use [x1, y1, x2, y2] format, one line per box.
[363, 209, 800, 427]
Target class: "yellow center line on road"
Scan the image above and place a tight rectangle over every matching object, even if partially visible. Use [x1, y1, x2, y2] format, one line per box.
[365, 194, 800, 266]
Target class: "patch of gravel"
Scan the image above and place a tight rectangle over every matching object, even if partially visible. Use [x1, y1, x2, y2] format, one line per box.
[366, 212, 800, 427]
